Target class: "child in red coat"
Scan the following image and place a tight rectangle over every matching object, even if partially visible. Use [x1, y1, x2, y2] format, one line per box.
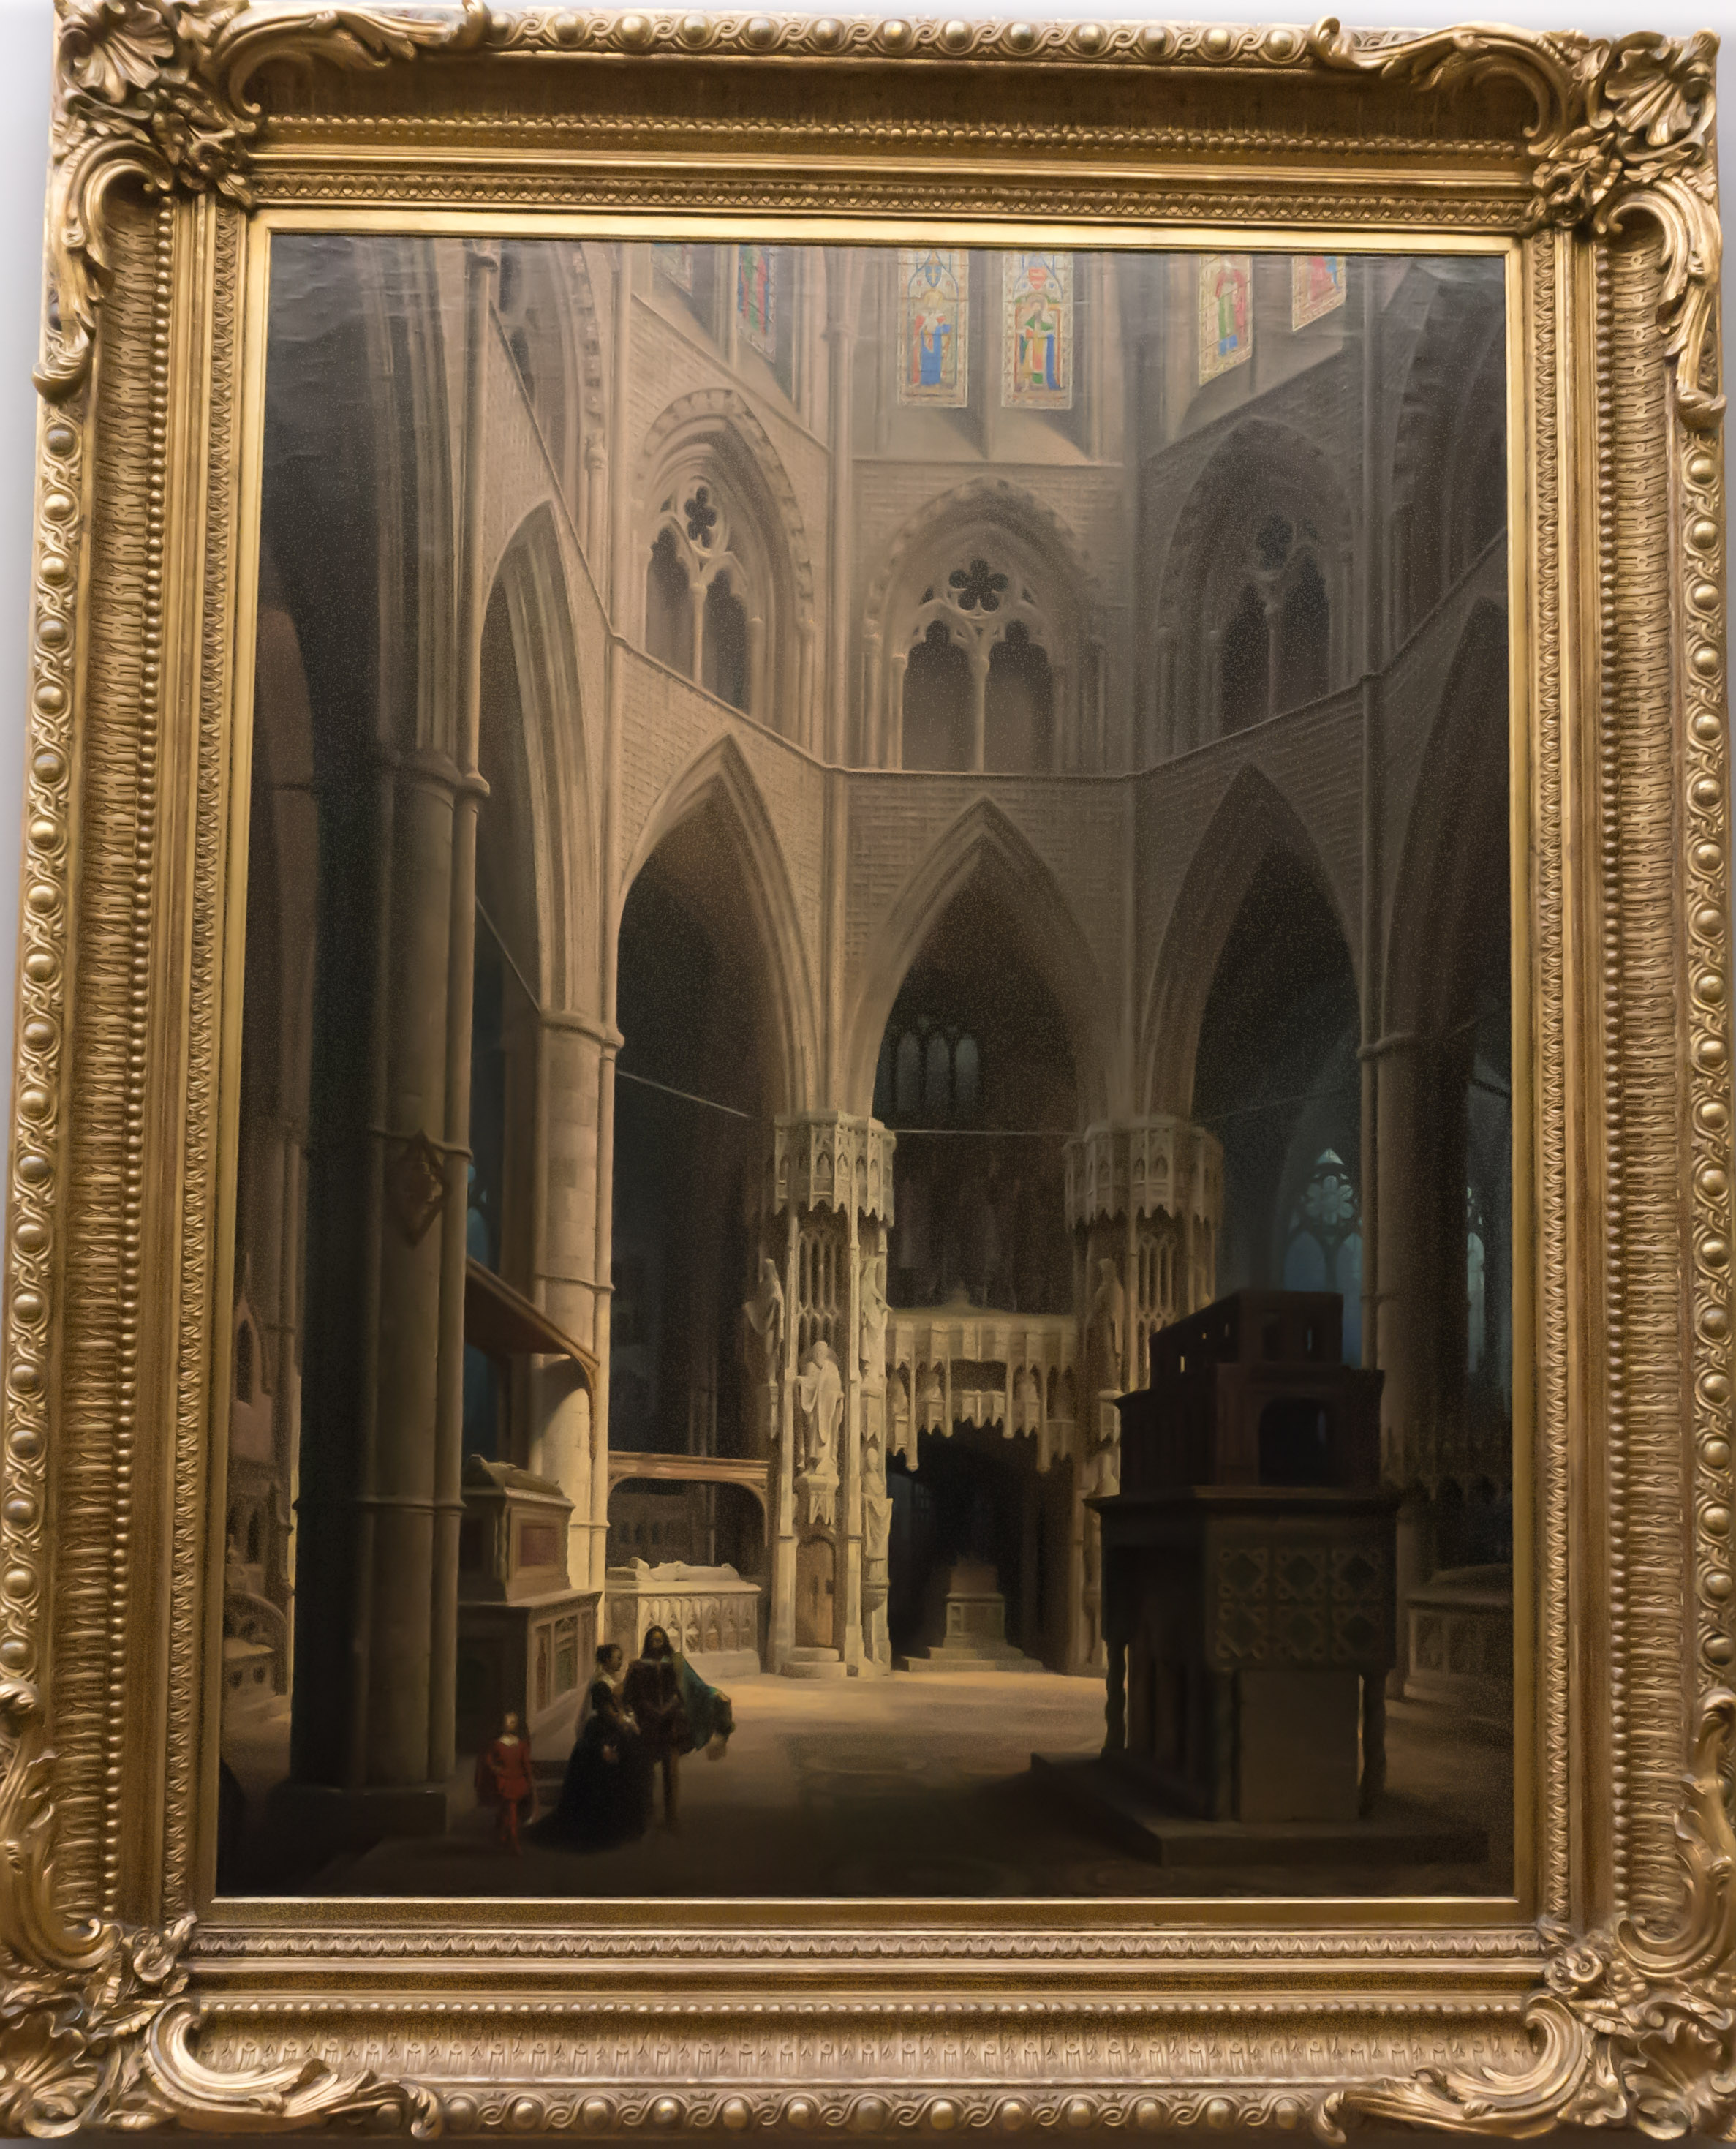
[475, 1712, 535, 1853]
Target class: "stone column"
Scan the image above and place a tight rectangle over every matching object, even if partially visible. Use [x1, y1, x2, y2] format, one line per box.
[823, 250, 858, 765]
[1062, 1117, 1224, 1671]
[1373, 1034, 1437, 1490]
[888, 648, 908, 769]
[290, 244, 497, 1815]
[427, 238, 498, 1788]
[532, 1009, 619, 1587]
[358, 748, 464, 1793]
[839, 1194, 864, 1667]
[861, 622, 883, 767]
[764, 1113, 894, 1674]
[969, 645, 991, 772]
[767, 1201, 800, 1670]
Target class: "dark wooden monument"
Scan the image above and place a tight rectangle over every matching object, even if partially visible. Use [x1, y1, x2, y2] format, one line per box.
[1098, 1289, 1395, 1826]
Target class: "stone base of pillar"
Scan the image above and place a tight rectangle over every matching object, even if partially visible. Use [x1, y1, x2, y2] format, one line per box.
[264, 1779, 448, 1875]
[780, 1646, 850, 1680]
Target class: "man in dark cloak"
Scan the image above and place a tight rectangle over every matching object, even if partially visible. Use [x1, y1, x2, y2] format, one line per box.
[621, 1624, 734, 1831]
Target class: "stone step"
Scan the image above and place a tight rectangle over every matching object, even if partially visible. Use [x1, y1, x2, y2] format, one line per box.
[780, 1646, 850, 1681]
[897, 1644, 1047, 1675]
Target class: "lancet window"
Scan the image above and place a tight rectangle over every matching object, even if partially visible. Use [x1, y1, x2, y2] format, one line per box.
[1217, 513, 1332, 734]
[641, 473, 768, 718]
[899, 556, 1057, 773]
[877, 1020, 985, 1129]
[1283, 1148, 1362, 1363]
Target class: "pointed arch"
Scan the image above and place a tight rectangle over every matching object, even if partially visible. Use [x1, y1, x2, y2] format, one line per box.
[1141, 763, 1359, 1115]
[1388, 263, 1507, 641]
[635, 388, 815, 608]
[483, 503, 597, 1012]
[1152, 416, 1354, 742]
[1384, 599, 1511, 1036]
[635, 388, 815, 736]
[862, 478, 1098, 773]
[845, 797, 1113, 1120]
[618, 734, 819, 1113]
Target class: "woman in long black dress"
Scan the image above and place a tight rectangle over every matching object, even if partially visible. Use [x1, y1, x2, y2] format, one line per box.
[532, 1643, 653, 1851]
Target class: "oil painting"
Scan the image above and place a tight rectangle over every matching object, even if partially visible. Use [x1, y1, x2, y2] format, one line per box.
[219, 237, 1513, 1903]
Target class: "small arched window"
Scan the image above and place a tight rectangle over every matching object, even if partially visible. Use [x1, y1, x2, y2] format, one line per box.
[902, 622, 973, 771]
[1276, 554, 1329, 710]
[895, 1032, 921, 1118]
[1220, 584, 1269, 732]
[985, 622, 1054, 772]
[1467, 1183, 1487, 1377]
[646, 527, 693, 674]
[954, 1035, 981, 1119]
[703, 572, 748, 710]
[924, 1032, 951, 1119]
[1284, 1149, 1363, 1363]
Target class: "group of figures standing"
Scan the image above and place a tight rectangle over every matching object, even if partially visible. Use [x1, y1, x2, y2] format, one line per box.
[473, 1626, 736, 1852]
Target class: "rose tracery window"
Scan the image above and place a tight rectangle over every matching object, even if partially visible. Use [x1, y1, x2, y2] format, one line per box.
[899, 553, 1057, 775]
[1283, 1148, 1363, 1363]
[642, 476, 764, 716]
[1216, 512, 1332, 735]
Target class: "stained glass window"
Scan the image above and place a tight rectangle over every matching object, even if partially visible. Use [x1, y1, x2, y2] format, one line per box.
[737, 244, 778, 361]
[1002, 252, 1072, 408]
[898, 247, 968, 405]
[1292, 253, 1347, 330]
[1199, 254, 1253, 383]
[1283, 1148, 1362, 1364]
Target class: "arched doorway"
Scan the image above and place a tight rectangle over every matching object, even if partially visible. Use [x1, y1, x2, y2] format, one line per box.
[871, 870, 1081, 1666]
[611, 799, 785, 1577]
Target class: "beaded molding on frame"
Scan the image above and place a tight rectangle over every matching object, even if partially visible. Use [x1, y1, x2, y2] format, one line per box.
[1, 0, 1731, 2137]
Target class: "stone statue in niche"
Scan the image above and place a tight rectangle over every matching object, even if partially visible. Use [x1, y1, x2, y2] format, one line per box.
[1090, 1257, 1125, 1360]
[858, 1246, 888, 1386]
[744, 1254, 785, 1376]
[795, 1339, 844, 1477]
[1089, 1257, 1125, 1376]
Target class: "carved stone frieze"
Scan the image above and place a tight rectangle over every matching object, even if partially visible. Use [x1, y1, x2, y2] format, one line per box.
[768, 1112, 894, 1222]
[1063, 1115, 1220, 1232]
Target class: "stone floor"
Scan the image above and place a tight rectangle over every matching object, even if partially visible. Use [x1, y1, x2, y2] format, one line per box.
[227, 1672, 1514, 1900]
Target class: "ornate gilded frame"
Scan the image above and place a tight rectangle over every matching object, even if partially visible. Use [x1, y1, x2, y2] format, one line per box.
[0, 1, 1730, 2133]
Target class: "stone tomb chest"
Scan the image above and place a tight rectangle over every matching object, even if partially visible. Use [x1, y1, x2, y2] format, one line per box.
[456, 1455, 598, 1753]
[1098, 1290, 1395, 1825]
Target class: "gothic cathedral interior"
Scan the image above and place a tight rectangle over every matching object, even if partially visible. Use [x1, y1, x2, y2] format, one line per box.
[220, 238, 1514, 1897]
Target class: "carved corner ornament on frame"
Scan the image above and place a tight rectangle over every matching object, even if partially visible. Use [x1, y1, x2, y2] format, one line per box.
[1, 0, 1732, 2135]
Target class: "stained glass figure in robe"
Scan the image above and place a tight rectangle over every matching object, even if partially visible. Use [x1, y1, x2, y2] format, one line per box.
[1292, 254, 1348, 330]
[899, 248, 968, 406]
[1200, 253, 1253, 383]
[1002, 252, 1072, 409]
